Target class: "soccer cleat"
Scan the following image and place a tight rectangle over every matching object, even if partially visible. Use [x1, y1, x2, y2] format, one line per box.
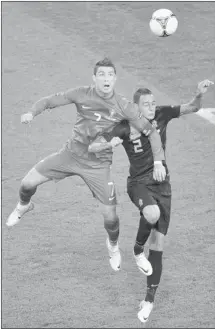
[137, 300, 154, 323]
[134, 252, 153, 276]
[6, 202, 34, 227]
[106, 238, 121, 271]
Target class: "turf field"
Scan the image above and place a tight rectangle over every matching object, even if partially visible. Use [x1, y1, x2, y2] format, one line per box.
[2, 2, 215, 328]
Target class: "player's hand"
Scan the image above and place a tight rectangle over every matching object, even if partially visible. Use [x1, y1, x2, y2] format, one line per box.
[21, 112, 34, 124]
[197, 80, 214, 94]
[142, 129, 151, 137]
[153, 162, 166, 182]
[110, 137, 123, 148]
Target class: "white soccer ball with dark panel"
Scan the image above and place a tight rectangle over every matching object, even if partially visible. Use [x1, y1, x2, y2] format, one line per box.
[149, 9, 178, 37]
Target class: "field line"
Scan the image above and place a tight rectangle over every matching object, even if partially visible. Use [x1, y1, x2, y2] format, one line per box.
[196, 108, 215, 125]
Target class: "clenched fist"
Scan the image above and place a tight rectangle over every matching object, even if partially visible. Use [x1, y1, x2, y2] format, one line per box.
[110, 137, 123, 148]
[197, 79, 214, 94]
[21, 112, 34, 124]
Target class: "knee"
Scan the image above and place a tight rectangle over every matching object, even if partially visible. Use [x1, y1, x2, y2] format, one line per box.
[21, 176, 37, 191]
[143, 205, 160, 225]
[20, 168, 45, 190]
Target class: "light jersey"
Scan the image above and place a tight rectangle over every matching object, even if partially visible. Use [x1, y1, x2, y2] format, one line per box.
[102, 105, 181, 179]
[62, 86, 143, 167]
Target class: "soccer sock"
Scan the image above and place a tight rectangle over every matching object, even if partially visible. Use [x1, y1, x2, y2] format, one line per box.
[19, 185, 37, 205]
[145, 249, 163, 303]
[133, 214, 153, 255]
[104, 215, 119, 245]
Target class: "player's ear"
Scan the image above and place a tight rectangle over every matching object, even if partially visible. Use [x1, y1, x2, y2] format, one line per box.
[92, 75, 96, 83]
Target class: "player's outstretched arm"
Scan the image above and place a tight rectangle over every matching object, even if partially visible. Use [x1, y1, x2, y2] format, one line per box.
[21, 88, 80, 124]
[180, 79, 214, 116]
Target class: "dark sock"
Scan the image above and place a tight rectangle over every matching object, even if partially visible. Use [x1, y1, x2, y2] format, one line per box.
[145, 249, 163, 303]
[19, 185, 37, 205]
[134, 214, 153, 255]
[104, 216, 119, 244]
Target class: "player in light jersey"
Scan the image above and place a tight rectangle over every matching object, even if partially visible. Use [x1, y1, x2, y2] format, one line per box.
[88, 79, 213, 322]
[6, 58, 166, 272]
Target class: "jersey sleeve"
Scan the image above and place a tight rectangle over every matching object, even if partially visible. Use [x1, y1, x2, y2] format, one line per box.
[52, 87, 85, 104]
[158, 105, 181, 122]
[31, 87, 86, 116]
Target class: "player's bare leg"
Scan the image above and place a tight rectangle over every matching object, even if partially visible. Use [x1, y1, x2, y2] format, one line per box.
[102, 204, 121, 271]
[138, 230, 164, 323]
[6, 168, 50, 227]
[134, 205, 160, 276]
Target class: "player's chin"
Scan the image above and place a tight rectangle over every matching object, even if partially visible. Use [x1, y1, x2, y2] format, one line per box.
[148, 113, 155, 120]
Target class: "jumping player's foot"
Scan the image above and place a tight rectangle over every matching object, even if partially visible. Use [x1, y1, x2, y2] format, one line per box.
[134, 251, 153, 276]
[106, 238, 121, 271]
[6, 202, 34, 227]
[137, 300, 154, 323]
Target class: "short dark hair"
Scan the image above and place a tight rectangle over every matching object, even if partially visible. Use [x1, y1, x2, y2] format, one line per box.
[133, 88, 152, 104]
[94, 57, 116, 75]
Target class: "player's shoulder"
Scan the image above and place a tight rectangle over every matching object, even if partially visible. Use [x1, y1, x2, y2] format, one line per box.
[155, 105, 173, 112]
[154, 105, 166, 118]
[155, 105, 179, 119]
[114, 92, 130, 108]
[74, 85, 93, 94]
[155, 105, 175, 115]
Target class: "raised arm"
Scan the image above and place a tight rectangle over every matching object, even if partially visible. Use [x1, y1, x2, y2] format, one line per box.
[180, 79, 214, 116]
[21, 87, 82, 123]
[30, 91, 74, 117]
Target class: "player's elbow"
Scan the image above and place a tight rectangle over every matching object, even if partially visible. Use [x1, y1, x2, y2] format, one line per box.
[36, 96, 52, 110]
[43, 93, 66, 109]
[45, 95, 58, 109]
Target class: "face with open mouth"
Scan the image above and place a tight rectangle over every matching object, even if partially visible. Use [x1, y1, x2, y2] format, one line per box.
[93, 66, 117, 97]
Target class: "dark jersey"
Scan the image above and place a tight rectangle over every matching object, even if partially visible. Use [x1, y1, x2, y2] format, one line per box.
[101, 105, 180, 179]
[32, 86, 155, 167]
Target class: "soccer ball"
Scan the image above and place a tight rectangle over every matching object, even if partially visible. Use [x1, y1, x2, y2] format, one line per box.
[149, 9, 178, 37]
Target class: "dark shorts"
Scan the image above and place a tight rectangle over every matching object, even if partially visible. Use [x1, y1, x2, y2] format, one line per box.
[34, 148, 117, 206]
[127, 176, 172, 235]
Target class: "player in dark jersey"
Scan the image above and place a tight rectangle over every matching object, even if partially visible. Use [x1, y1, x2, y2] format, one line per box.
[88, 79, 214, 322]
[6, 58, 166, 273]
